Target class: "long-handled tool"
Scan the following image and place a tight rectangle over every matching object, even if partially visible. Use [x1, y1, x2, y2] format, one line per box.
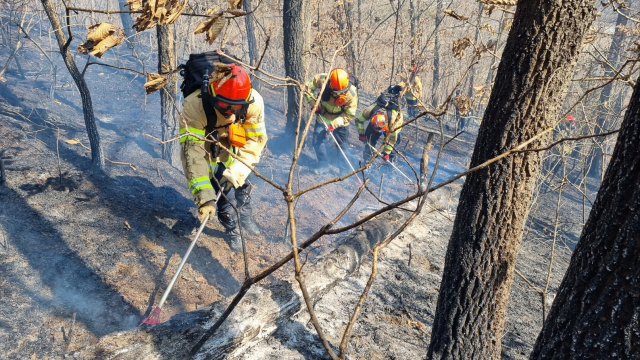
[318, 115, 363, 185]
[140, 192, 222, 326]
[367, 142, 416, 185]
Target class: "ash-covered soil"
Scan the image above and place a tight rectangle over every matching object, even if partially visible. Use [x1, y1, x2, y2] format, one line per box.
[0, 41, 598, 360]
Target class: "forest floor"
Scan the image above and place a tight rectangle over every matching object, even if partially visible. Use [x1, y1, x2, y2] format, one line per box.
[0, 42, 598, 360]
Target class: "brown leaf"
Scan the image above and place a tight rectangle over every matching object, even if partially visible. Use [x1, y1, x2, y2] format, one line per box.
[193, 11, 221, 34]
[452, 37, 472, 58]
[453, 95, 472, 115]
[501, 19, 513, 30]
[228, 0, 243, 9]
[124, 221, 131, 231]
[443, 9, 469, 21]
[144, 73, 167, 94]
[206, 17, 226, 44]
[225, 9, 247, 16]
[88, 29, 125, 58]
[125, 0, 142, 11]
[65, 139, 80, 144]
[479, 23, 495, 36]
[483, 4, 496, 15]
[87, 22, 117, 42]
[160, 0, 188, 25]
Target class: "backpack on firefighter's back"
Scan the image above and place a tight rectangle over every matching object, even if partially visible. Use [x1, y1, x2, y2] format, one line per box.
[179, 51, 241, 99]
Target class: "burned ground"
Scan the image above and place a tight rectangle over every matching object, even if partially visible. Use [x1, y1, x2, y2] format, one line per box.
[0, 43, 596, 359]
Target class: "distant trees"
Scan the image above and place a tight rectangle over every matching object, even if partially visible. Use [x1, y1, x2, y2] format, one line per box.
[426, 0, 596, 358]
[530, 73, 640, 360]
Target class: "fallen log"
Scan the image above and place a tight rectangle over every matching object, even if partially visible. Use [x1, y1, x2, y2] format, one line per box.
[72, 210, 407, 359]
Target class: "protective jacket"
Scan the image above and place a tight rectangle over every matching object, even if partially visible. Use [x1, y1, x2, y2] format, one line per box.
[404, 75, 422, 105]
[179, 88, 267, 207]
[355, 102, 403, 155]
[305, 73, 358, 128]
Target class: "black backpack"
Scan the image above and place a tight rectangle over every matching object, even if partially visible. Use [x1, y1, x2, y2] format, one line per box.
[179, 51, 240, 99]
[375, 90, 400, 111]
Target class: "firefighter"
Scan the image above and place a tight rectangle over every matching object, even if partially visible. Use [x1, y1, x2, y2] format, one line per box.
[356, 86, 403, 164]
[405, 62, 422, 119]
[305, 68, 359, 175]
[179, 63, 266, 252]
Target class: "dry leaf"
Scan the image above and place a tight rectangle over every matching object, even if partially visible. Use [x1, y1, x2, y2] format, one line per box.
[484, 4, 496, 15]
[452, 37, 472, 58]
[228, 0, 243, 9]
[144, 73, 168, 94]
[65, 139, 80, 144]
[478, 0, 517, 5]
[501, 19, 513, 30]
[226, 9, 247, 16]
[453, 94, 472, 115]
[86, 23, 116, 42]
[89, 30, 125, 58]
[479, 23, 495, 36]
[125, 0, 142, 10]
[124, 221, 131, 230]
[206, 17, 227, 44]
[443, 9, 469, 21]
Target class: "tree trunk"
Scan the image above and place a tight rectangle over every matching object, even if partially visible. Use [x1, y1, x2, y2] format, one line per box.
[409, 0, 417, 61]
[70, 211, 406, 359]
[588, 10, 628, 180]
[40, 0, 104, 169]
[431, 0, 443, 107]
[283, 0, 307, 132]
[117, 0, 135, 39]
[157, 24, 179, 167]
[426, 1, 596, 359]
[244, 0, 259, 84]
[530, 74, 640, 360]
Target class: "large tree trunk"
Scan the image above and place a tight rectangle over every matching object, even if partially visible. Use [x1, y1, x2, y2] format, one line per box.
[157, 24, 179, 167]
[588, 10, 628, 180]
[529, 74, 640, 360]
[40, 0, 104, 169]
[71, 211, 405, 359]
[283, 0, 307, 132]
[426, 1, 596, 359]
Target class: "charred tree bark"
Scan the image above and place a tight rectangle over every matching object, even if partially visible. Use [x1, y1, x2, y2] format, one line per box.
[426, 1, 596, 359]
[157, 24, 179, 167]
[283, 0, 307, 132]
[71, 211, 405, 359]
[529, 74, 640, 360]
[589, 10, 628, 180]
[40, 0, 104, 169]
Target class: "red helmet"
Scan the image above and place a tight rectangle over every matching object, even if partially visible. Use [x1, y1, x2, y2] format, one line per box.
[371, 111, 389, 133]
[329, 68, 349, 93]
[209, 64, 252, 115]
[565, 115, 576, 123]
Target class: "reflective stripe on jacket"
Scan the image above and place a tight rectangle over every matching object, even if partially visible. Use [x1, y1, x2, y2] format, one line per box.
[179, 89, 267, 206]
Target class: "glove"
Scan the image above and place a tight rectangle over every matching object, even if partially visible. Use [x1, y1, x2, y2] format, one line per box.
[358, 134, 366, 142]
[327, 125, 334, 133]
[315, 105, 321, 114]
[198, 201, 216, 224]
[383, 154, 390, 162]
[219, 176, 234, 191]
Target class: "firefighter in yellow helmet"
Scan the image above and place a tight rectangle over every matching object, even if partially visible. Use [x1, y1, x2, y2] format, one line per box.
[305, 68, 359, 175]
[355, 86, 404, 163]
[179, 63, 267, 252]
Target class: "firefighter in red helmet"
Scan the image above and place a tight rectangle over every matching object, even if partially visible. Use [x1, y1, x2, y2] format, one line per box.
[179, 63, 267, 252]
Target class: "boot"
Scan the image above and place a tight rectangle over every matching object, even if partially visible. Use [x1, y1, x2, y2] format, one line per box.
[218, 210, 242, 252]
[236, 185, 261, 236]
[226, 228, 243, 252]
